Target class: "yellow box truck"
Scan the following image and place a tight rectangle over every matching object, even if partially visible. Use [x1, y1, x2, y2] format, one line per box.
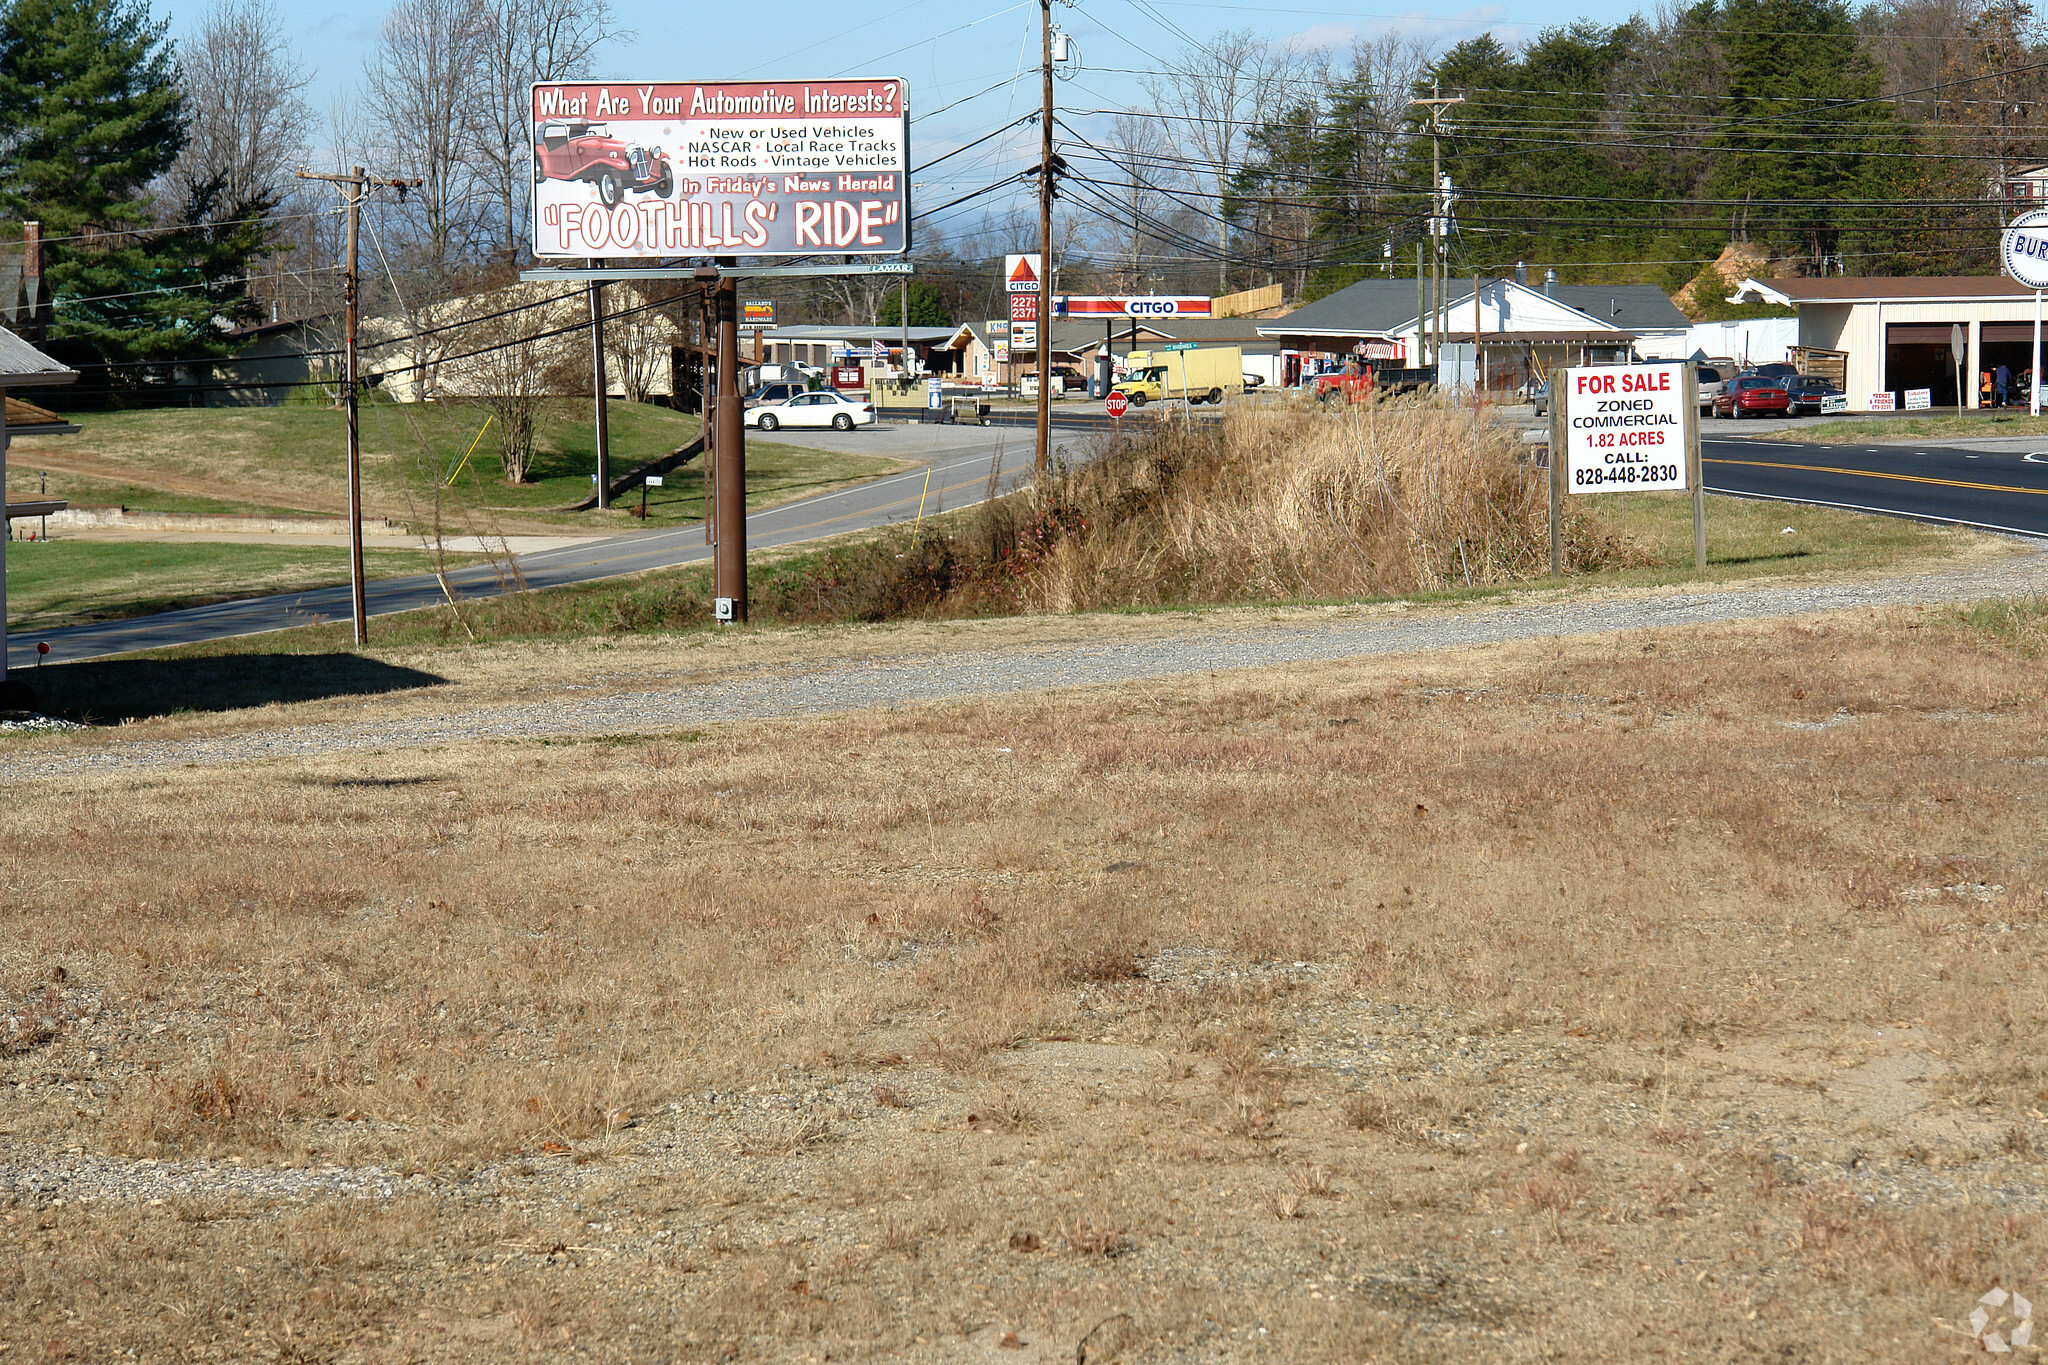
[1111, 346, 1245, 406]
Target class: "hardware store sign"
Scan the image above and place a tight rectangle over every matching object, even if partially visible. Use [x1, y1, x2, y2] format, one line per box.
[1563, 363, 1688, 493]
[531, 79, 908, 258]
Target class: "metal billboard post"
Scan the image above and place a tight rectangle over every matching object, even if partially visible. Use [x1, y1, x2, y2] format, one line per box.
[589, 261, 611, 509]
[713, 275, 747, 624]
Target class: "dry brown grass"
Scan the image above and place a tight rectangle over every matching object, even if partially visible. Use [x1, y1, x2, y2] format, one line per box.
[1022, 397, 1644, 611]
[4, 603, 2048, 1359]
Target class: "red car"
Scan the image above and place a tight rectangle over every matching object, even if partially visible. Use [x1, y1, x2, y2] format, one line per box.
[1712, 373, 1791, 419]
[535, 121, 674, 207]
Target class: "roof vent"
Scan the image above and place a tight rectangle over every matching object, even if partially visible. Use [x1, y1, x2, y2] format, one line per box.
[1515, 261, 1527, 286]
[1543, 267, 1557, 298]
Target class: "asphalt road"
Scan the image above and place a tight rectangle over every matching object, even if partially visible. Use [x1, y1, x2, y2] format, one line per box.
[5, 423, 1077, 669]
[1701, 434, 2048, 537]
[13, 412, 2048, 669]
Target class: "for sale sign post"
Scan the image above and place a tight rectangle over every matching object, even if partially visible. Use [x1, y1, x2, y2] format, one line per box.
[531, 79, 909, 258]
[1561, 362, 1690, 493]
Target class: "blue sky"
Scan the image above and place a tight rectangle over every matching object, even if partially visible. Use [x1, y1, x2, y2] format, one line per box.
[163, 0, 1645, 243]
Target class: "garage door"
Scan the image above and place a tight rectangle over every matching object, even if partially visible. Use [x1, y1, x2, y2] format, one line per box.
[1886, 323, 1961, 344]
[1982, 323, 2041, 343]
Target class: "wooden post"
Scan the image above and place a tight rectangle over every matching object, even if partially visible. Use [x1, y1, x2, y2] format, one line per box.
[342, 168, 366, 645]
[1035, 0, 1054, 477]
[1687, 363, 1706, 574]
[1549, 367, 1566, 578]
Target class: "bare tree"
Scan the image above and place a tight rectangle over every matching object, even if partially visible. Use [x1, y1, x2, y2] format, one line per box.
[1092, 112, 1182, 292]
[470, 0, 623, 261]
[605, 283, 680, 403]
[364, 0, 491, 272]
[168, 0, 315, 218]
[1141, 30, 1296, 290]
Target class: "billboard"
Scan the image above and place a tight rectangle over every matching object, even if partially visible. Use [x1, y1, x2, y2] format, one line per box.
[742, 299, 776, 326]
[1005, 254, 1041, 291]
[531, 79, 909, 259]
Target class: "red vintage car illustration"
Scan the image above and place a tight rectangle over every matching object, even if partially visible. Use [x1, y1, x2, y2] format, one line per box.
[534, 121, 674, 207]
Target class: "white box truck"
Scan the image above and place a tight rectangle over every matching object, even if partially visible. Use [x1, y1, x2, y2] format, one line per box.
[1111, 346, 1245, 406]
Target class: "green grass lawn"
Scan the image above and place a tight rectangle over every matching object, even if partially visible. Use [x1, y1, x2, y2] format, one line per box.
[4, 539, 470, 632]
[7, 400, 902, 530]
[1766, 411, 2048, 443]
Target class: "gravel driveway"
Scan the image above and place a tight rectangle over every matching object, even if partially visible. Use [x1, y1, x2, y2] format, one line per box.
[16, 545, 2046, 779]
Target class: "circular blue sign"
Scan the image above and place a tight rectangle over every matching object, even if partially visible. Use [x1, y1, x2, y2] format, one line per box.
[2003, 209, 2048, 288]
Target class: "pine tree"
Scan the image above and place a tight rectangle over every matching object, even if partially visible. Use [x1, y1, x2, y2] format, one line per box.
[1706, 0, 1906, 266]
[0, 0, 263, 370]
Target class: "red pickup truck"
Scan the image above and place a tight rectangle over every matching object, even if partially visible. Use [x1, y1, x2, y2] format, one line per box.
[1309, 365, 1436, 402]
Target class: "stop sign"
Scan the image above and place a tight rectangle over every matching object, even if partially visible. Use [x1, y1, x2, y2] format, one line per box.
[1105, 391, 1129, 418]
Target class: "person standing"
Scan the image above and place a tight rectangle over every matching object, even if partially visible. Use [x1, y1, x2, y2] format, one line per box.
[1997, 363, 2012, 408]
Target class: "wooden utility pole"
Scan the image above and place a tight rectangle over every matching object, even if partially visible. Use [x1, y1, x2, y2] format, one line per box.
[1411, 87, 1463, 376]
[1036, 0, 1054, 477]
[297, 166, 420, 647]
[298, 165, 369, 645]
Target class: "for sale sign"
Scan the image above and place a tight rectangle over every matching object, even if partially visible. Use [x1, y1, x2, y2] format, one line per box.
[1561, 362, 1690, 493]
[530, 79, 909, 258]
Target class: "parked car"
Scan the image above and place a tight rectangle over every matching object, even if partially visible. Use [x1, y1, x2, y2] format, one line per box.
[1242, 372, 1264, 390]
[535, 121, 674, 207]
[746, 380, 814, 408]
[1694, 364, 1728, 415]
[1713, 374, 1791, 418]
[1021, 367, 1086, 397]
[1532, 379, 1550, 416]
[745, 390, 876, 432]
[1785, 374, 1842, 417]
[1743, 362, 1799, 383]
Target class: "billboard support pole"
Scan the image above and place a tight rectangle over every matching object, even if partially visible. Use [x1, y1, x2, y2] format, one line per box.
[589, 260, 611, 509]
[714, 273, 748, 624]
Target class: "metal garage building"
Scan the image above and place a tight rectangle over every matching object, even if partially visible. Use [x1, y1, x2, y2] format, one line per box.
[1732, 276, 2045, 410]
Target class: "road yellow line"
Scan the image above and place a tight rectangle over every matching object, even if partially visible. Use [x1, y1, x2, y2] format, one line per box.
[1705, 456, 2048, 497]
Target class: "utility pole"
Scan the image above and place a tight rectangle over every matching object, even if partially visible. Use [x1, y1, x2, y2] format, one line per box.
[298, 166, 421, 648]
[1410, 86, 1463, 376]
[1035, 0, 1055, 477]
[589, 260, 610, 508]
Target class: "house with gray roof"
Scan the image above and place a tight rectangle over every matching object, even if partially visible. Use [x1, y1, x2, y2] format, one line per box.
[1259, 277, 1690, 391]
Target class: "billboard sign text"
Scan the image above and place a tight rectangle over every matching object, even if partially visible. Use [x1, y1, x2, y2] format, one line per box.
[531, 79, 909, 259]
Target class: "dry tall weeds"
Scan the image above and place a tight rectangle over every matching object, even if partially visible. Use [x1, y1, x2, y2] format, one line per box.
[1023, 397, 1642, 611]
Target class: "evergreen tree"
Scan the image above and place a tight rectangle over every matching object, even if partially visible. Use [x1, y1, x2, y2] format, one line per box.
[1706, 0, 1906, 266]
[876, 280, 951, 328]
[0, 0, 262, 370]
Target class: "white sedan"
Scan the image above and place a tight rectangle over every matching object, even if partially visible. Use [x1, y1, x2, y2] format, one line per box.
[746, 390, 875, 432]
